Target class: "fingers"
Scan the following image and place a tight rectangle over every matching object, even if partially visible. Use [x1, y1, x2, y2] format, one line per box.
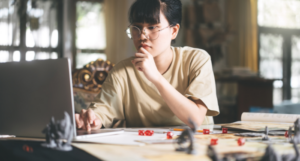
[93, 119, 100, 126]
[78, 109, 101, 131]
[75, 113, 83, 129]
[84, 119, 91, 131]
[87, 109, 95, 124]
[135, 53, 147, 58]
[132, 47, 154, 72]
[139, 47, 151, 56]
[91, 119, 102, 130]
[79, 109, 88, 130]
[83, 111, 91, 131]
[131, 59, 143, 71]
[131, 58, 144, 65]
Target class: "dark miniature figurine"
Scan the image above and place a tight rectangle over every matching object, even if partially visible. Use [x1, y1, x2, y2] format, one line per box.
[282, 140, 300, 161]
[207, 145, 219, 161]
[262, 126, 270, 141]
[42, 117, 57, 148]
[207, 145, 249, 161]
[260, 144, 281, 161]
[292, 140, 300, 161]
[42, 112, 74, 151]
[293, 118, 300, 144]
[175, 118, 197, 155]
[288, 126, 293, 141]
[260, 140, 300, 161]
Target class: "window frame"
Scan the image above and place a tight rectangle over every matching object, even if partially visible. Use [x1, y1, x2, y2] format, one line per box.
[258, 26, 300, 101]
[0, 0, 64, 62]
[73, 0, 105, 69]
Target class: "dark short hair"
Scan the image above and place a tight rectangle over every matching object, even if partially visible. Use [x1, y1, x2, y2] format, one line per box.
[129, 0, 182, 26]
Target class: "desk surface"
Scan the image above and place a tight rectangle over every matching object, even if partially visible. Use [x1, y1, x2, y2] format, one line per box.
[1, 132, 295, 161]
[72, 133, 290, 161]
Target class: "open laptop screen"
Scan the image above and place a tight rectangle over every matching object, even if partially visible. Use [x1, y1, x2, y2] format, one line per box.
[0, 59, 75, 138]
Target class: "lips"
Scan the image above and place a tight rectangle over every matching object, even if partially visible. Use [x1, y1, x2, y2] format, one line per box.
[140, 44, 151, 49]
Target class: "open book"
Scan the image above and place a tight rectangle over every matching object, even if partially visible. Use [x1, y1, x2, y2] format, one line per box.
[220, 112, 300, 132]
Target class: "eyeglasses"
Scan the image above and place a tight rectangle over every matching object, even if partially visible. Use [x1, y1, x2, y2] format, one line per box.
[126, 25, 171, 40]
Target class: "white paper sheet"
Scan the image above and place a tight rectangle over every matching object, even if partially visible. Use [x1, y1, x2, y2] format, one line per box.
[73, 132, 168, 146]
[73, 125, 221, 146]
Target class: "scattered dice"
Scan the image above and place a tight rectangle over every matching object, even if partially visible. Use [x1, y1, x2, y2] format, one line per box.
[222, 128, 228, 134]
[145, 130, 154, 136]
[166, 131, 174, 139]
[210, 138, 218, 145]
[138, 130, 145, 136]
[138, 130, 154, 136]
[285, 131, 289, 138]
[237, 138, 246, 146]
[203, 129, 210, 134]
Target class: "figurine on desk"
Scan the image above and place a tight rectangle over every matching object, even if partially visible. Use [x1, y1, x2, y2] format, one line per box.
[42, 112, 73, 151]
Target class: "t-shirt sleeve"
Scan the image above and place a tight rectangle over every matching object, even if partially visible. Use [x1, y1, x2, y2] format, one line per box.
[184, 50, 220, 116]
[88, 71, 124, 128]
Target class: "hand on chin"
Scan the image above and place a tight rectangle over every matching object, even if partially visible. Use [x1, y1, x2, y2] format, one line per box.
[131, 47, 161, 83]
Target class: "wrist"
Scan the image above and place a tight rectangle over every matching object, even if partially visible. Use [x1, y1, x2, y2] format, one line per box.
[152, 74, 164, 87]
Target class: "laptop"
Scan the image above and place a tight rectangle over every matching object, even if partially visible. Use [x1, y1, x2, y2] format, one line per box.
[0, 58, 123, 139]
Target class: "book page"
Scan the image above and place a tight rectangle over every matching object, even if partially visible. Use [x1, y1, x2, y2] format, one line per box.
[241, 112, 300, 123]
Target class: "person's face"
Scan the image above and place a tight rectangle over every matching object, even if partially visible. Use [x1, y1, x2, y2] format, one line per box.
[131, 11, 179, 57]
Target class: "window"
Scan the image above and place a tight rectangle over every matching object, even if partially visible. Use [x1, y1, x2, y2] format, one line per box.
[292, 36, 300, 102]
[0, 0, 63, 63]
[75, 0, 106, 69]
[258, 0, 300, 104]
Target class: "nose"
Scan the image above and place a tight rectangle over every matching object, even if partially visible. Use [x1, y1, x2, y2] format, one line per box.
[139, 29, 148, 40]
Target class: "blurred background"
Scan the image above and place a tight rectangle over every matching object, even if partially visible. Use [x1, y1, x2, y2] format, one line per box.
[0, 0, 299, 123]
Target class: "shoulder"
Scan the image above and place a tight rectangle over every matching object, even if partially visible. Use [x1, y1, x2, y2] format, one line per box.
[107, 57, 135, 80]
[172, 46, 211, 69]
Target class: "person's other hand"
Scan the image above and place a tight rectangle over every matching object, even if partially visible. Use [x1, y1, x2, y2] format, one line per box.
[131, 47, 161, 83]
[75, 109, 102, 131]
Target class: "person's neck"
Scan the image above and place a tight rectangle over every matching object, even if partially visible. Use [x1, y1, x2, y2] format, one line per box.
[154, 47, 173, 75]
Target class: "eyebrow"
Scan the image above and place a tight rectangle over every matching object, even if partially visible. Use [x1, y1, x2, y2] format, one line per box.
[132, 22, 160, 25]
[132, 22, 160, 26]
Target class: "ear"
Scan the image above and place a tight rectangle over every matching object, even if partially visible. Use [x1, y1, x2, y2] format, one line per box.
[171, 24, 180, 40]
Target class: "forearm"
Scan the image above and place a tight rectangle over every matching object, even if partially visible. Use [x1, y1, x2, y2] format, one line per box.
[153, 75, 207, 127]
[131, 47, 208, 127]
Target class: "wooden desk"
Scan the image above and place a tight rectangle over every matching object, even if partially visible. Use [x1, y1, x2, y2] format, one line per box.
[72, 133, 279, 161]
[1, 132, 294, 160]
[72, 142, 210, 161]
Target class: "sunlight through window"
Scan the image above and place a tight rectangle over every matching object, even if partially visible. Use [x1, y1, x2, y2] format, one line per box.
[0, 51, 9, 63]
[258, 0, 300, 29]
[26, 51, 35, 61]
[13, 51, 20, 62]
[51, 30, 58, 48]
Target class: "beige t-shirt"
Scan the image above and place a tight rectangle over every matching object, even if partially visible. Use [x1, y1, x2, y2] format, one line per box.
[89, 46, 220, 128]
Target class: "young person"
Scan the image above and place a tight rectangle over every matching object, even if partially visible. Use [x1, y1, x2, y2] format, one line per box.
[75, 0, 219, 131]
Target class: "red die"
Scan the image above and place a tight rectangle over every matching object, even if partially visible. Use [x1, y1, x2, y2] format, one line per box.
[138, 130, 145, 136]
[285, 131, 289, 138]
[237, 138, 246, 146]
[166, 131, 174, 139]
[150, 130, 154, 135]
[145, 130, 153, 136]
[210, 138, 218, 145]
[222, 128, 228, 134]
[203, 129, 210, 134]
